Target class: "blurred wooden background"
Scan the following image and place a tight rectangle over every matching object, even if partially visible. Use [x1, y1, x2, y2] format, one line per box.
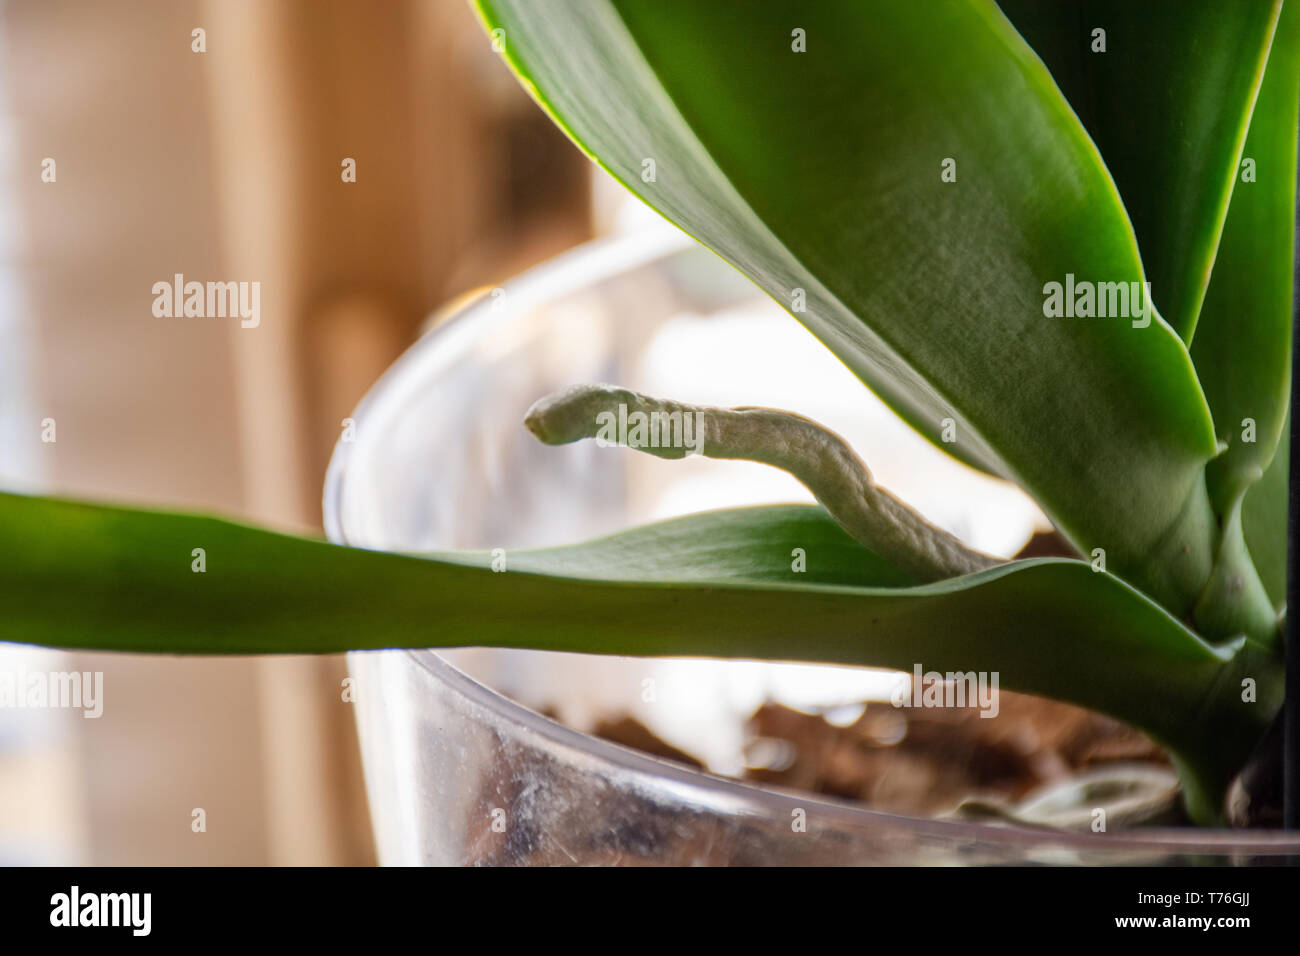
[0, 0, 590, 864]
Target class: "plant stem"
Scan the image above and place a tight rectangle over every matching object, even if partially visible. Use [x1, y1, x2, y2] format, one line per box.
[524, 383, 1001, 582]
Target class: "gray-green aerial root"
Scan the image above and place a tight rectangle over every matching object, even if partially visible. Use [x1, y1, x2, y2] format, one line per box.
[524, 383, 1003, 584]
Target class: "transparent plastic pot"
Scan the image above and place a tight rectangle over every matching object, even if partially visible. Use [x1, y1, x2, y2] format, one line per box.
[324, 230, 1299, 866]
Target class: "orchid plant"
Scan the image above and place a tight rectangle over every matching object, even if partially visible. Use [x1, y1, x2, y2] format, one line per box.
[2, 0, 1296, 826]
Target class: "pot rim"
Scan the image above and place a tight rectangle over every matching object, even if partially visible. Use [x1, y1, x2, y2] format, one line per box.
[325, 231, 1300, 856]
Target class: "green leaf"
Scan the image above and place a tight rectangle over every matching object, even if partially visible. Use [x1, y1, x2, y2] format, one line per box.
[1192, 3, 1298, 513]
[1242, 410, 1290, 608]
[454, 502, 919, 589]
[0, 492, 1273, 820]
[472, 0, 1221, 618]
[998, 0, 1282, 341]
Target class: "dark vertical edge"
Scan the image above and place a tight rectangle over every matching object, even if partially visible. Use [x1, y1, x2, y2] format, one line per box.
[1287, 125, 1300, 829]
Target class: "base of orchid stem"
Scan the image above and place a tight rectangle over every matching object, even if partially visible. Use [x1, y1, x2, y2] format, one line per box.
[1171, 644, 1284, 826]
[1191, 501, 1280, 653]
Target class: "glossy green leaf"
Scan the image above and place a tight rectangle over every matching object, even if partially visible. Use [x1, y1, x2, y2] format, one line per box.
[457, 502, 918, 589]
[1242, 409, 1290, 608]
[1192, 3, 1298, 513]
[473, 0, 1222, 618]
[999, 0, 1282, 341]
[0, 492, 1273, 819]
